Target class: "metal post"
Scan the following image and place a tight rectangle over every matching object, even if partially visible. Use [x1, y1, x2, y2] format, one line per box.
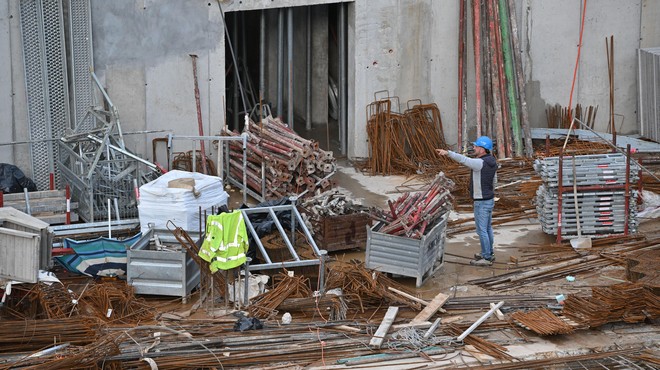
[277, 8, 284, 118]
[287, 7, 294, 128]
[259, 10, 266, 121]
[24, 188, 31, 215]
[243, 257, 252, 307]
[305, 6, 312, 130]
[556, 152, 563, 244]
[65, 184, 71, 224]
[318, 249, 328, 294]
[233, 12, 240, 131]
[338, 2, 347, 155]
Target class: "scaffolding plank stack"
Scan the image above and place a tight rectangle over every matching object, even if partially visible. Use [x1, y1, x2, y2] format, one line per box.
[533, 152, 639, 240]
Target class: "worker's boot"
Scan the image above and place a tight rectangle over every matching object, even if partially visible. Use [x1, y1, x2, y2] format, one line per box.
[473, 254, 495, 262]
[470, 257, 493, 266]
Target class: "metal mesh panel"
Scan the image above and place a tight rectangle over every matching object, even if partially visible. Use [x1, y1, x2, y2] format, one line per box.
[69, 0, 95, 133]
[19, 0, 51, 191]
[42, 0, 70, 189]
[19, 0, 70, 190]
[638, 47, 660, 143]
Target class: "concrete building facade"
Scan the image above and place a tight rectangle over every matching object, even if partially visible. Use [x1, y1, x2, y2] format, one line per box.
[1, 0, 659, 185]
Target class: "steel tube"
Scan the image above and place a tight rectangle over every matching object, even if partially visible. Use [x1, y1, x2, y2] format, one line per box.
[306, 6, 312, 131]
[287, 7, 294, 129]
[277, 8, 284, 117]
[338, 2, 347, 155]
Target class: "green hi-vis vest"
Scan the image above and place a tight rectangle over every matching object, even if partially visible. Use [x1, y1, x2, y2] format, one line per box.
[198, 210, 249, 272]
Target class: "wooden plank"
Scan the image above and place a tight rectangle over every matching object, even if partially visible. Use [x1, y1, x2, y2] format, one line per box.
[369, 306, 399, 349]
[387, 286, 429, 306]
[410, 292, 449, 324]
[2, 190, 66, 201]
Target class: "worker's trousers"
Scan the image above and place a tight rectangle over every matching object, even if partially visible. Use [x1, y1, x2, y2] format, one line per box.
[474, 198, 495, 259]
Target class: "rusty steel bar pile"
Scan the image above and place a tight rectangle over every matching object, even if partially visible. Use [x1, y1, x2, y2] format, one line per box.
[379, 172, 454, 238]
[365, 97, 449, 176]
[511, 308, 575, 335]
[562, 283, 660, 328]
[546, 103, 598, 129]
[222, 116, 336, 200]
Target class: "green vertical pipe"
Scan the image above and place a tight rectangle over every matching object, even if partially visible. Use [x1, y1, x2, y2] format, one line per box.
[498, 0, 523, 157]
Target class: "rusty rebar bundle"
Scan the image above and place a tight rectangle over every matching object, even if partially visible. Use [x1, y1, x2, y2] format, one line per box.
[510, 308, 575, 335]
[563, 283, 660, 328]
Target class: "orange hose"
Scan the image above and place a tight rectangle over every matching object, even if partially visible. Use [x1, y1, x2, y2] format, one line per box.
[567, 0, 588, 120]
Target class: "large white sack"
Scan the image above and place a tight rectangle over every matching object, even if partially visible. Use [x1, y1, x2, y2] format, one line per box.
[138, 170, 229, 234]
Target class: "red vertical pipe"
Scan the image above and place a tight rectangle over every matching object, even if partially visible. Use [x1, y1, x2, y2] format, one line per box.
[0, 192, 3, 208]
[49, 173, 54, 191]
[65, 184, 71, 225]
[556, 153, 564, 244]
[624, 145, 631, 235]
[191, 54, 209, 174]
[458, 0, 466, 151]
[493, 0, 512, 157]
[473, 0, 483, 136]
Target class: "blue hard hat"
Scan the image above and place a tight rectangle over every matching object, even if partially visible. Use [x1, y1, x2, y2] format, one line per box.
[472, 136, 493, 151]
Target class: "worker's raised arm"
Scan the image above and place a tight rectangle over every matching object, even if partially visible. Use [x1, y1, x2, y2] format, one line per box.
[436, 149, 483, 171]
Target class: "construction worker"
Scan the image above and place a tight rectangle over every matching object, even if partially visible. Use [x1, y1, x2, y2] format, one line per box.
[436, 136, 497, 266]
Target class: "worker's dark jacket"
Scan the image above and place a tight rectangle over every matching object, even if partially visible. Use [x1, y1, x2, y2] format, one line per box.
[446, 151, 497, 200]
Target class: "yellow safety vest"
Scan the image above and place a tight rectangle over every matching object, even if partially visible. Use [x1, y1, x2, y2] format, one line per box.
[198, 210, 249, 272]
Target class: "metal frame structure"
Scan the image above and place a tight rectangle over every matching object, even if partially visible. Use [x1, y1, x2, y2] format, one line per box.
[241, 204, 323, 271]
[58, 72, 159, 222]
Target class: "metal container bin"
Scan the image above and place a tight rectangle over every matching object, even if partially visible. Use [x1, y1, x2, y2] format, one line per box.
[127, 228, 200, 302]
[365, 214, 448, 287]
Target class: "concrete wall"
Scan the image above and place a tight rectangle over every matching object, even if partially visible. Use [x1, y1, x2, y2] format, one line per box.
[1, 0, 658, 176]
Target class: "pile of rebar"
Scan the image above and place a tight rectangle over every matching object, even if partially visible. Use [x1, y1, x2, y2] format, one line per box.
[378, 172, 454, 238]
[324, 260, 422, 313]
[546, 103, 598, 129]
[222, 116, 335, 200]
[248, 272, 313, 319]
[511, 308, 575, 335]
[365, 97, 449, 175]
[562, 283, 660, 328]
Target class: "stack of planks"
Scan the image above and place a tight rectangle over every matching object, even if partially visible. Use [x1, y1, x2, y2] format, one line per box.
[1, 189, 78, 225]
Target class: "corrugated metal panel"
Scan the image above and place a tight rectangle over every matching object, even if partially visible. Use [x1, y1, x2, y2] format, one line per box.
[127, 230, 200, 301]
[0, 227, 40, 283]
[0, 207, 52, 269]
[365, 215, 447, 287]
[638, 47, 660, 143]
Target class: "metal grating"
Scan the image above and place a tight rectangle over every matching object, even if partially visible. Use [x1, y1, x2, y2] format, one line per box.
[68, 0, 95, 133]
[19, 0, 71, 190]
[19, 0, 50, 191]
[42, 0, 70, 189]
[638, 47, 660, 143]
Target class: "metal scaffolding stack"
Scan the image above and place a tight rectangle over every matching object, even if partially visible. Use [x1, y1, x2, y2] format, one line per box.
[534, 152, 639, 240]
[57, 73, 160, 223]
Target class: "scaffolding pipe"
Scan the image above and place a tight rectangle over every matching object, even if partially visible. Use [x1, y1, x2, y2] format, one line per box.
[277, 8, 284, 118]
[233, 13, 240, 131]
[338, 2, 347, 155]
[306, 6, 312, 131]
[259, 10, 266, 121]
[287, 7, 294, 129]
[498, 0, 522, 157]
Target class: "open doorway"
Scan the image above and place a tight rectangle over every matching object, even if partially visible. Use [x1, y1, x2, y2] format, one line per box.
[223, 3, 349, 155]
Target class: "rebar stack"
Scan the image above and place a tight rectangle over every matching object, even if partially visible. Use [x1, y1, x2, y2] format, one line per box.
[534, 153, 639, 238]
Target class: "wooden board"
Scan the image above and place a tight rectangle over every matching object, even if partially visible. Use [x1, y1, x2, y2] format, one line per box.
[410, 292, 449, 324]
[369, 306, 399, 349]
